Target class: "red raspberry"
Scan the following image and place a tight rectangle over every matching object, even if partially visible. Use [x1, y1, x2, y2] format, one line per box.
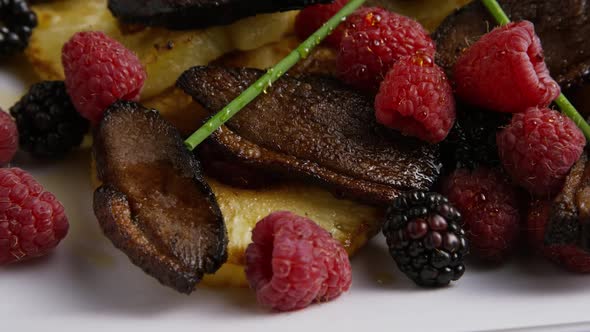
[0, 168, 69, 265]
[525, 200, 551, 251]
[0, 111, 18, 165]
[454, 21, 560, 113]
[526, 200, 590, 273]
[62, 31, 146, 125]
[441, 167, 521, 262]
[497, 107, 585, 196]
[295, 0, 349, 48]
[336, 7, 435, 92]
[375, 54, 456, 143]
[245, 211, 352, 312]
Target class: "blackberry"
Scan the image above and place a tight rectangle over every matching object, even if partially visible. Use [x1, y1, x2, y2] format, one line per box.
[440, 106, 511, 172]
[10, 81, 89, 158]
[383, 191, 468, 287]
[0, 0, 37, 57]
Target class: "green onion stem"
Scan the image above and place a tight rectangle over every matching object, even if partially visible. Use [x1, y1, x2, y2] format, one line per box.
[481, 0, 590, 140]
[555, 94, 590, 138]
[184, 0, 367, 150]
[481, 0, 510, 26]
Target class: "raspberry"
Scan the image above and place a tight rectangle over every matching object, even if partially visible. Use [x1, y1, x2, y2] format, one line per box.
[337, 7, 435, 92]
[526, 200, 590, 273]
[497, 107, 585, 197]
[10, 81, 89, 158]
[525, 200, 556, 253]
[62, 31, 146, 124]
[0, 111, 18, 165]
[454, 21, 560, 113]
[375, 54, 455, 143]
[441, 167, 521, 262]
[383, 192, 468, 287]
[0, 168, 69, 265]
[245, 211, 351, 311]
[295, 0, 349, 48]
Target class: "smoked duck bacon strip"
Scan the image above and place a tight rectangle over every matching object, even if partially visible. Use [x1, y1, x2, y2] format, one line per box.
[545, 152, 590, 252]
[93, 101, 227, 294]
[108, 0, 333, 30]
[178, 66, 441, 205]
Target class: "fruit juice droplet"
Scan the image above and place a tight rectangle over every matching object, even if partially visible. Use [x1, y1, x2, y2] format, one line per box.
[298, 47, 310, 59]
[314, 35, 322, 46]
[221, 108, 232, 121]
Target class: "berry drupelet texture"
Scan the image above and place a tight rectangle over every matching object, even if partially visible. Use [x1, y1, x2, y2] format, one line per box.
[497, 107, 585, 197]
[0, 168, 69, 265]
[10, 81, 89, 158]
[62, 31, 146, 124]
[454, 21, 560, 113]
[440, 106, 511, 171]
[441, 167, 521, 263]
[295, 0, 349, 48]
[375, 54, 456, 143]
[0, 0, 37, 57]
[245, 211, 352, 312]
[337, 7, 435, 92]
[383, 191, 468, 287]
[0, 111, 18, 165]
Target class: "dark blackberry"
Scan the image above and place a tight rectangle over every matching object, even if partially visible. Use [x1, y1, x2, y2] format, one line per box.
[383, 191, 468, 287]
[440, 106, 511, 172]
[10, 81, 89, 158]
[0, 0, 37, 57]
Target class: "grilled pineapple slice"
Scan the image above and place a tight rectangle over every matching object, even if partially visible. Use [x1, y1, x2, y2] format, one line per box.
[204, 179, 382, 287]
[90, 161, 382, 287]
[27, 0, 297, 100]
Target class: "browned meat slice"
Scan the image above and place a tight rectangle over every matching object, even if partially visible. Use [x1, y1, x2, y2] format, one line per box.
[93, 100, 227, 294]
[177, 66, 440, 205]
[108, 0, 332, 30]
[433, 0, 590, 90]
[198, 143, 281, 189]
[545, 152, 590, 250]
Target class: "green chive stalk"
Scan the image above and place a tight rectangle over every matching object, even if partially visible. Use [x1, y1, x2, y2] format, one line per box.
[481, 0, 590, 140]
[184, 0, 367, 150]
[481, 0, 510, 25]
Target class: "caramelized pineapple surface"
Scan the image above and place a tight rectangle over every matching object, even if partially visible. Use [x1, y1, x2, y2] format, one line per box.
[206, 179, 382, 286]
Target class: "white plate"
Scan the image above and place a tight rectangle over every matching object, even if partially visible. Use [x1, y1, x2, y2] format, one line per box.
[1, 61, 590, 332]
